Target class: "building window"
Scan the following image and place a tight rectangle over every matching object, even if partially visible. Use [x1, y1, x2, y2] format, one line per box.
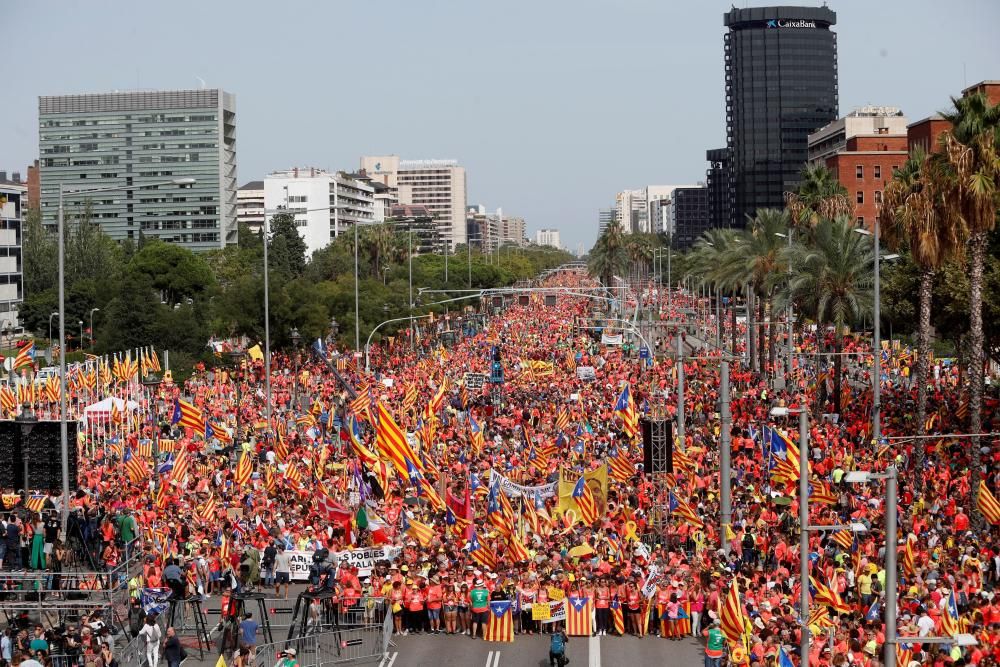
[874, 191, 882, 205]
[857, 216, 865, 226]
[856, 165, 863, 179]
[856, 191, 864, 204]
[874, 165, 881, 180]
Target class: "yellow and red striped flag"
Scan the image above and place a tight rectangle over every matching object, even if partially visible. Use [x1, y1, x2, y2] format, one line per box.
[977, 481, 1000, 525]
[721, 578, 748, 646]
[234, 450, 253, 486]
[401, 514, 435, 547]
[571, 476, 599, 525]
[483, 601, 514, 642]
[375, 402, 423, 478]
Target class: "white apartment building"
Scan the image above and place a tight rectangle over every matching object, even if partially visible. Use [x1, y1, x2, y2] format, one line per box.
[236, 180, 264, 233]
[0, 174, 25, 331]
[535, 228, 561, 249]
[808, 106, 909, 165]
[360, 155, 467, 249]
[615, 189, 648, 233]
[263, 167, 374, 257]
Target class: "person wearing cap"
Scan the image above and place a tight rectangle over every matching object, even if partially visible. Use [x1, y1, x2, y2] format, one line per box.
[469, 579, 490, 639]
[274, 647, 298, 667]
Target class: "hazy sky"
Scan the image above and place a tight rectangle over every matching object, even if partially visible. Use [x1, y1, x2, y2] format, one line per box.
[6, 0, 1000, 253]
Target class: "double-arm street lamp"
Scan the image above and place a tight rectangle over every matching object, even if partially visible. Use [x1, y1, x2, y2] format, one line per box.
[56, 177, 195, 532]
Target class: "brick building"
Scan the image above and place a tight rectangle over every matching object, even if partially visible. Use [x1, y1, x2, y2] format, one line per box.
[822, 135, 908, 228]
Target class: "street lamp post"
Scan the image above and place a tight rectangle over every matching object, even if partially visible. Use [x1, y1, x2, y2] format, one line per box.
[88, 308, 100, 350]
[227, 350, 246, 456]
[48, 312, 58, 355]
[775, 231, 793, 385]
[78, 322, 84, 352]
[290, 327, 302, 409]
[855, 225, 891, 443]
[141, 373, 163, 456]
[56, 176, 196, 533]
[719, 360, 732, 554]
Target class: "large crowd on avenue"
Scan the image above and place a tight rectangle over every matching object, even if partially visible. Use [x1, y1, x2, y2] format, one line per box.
[3, 269, 999, 667]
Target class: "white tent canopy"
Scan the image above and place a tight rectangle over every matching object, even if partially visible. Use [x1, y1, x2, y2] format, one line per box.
[82, 396, 140, 425]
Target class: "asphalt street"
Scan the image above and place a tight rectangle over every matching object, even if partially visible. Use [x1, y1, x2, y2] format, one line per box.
[379, 634, 704, 667]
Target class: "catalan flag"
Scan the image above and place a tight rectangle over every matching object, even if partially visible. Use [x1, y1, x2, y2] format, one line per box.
[940, 590, 960, 637]
[721, 578, 748, 646]
[610, 598, 626, 635]
[810, 576, 851, 615]
[830, 529, 855, 552]
[402, 384, 418, 411]
[571, 476, 599, 525]
[401, 514, 435, 547]
[13, 341, 35, 372]
[977, 481, 1000, 525]
[26, 494, 47, 513]
[171, 398, 206, 432]
[446, 507, 470, 538]
[555, 408, 570, 432]
[375, 402, 422, 478]
[469, 414, 485, 454]
[468, 530, 496, 570]
[124, 449, 148, 483]
[199, 495, 217, 522]
[614, 384, 639, 439]
[668, 492, 705, 530]
[809, 479, 838, 505]
[608, 446, 633, 482]
[506, 533, 530, 562]
[566, 596, 593, 637]
[903, 534, 916, 577]
[171, 449, 190, 483]
[234, 450, 253, 486]
[483, 600, 514, 642]
[0, 385, 16, 415]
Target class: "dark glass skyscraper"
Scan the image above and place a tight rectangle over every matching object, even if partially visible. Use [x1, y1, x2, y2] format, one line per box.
[724, 6, 838, 226]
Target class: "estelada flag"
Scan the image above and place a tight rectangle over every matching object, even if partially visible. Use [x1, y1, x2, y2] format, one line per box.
[483, 600, 514, 642]
[565, 596, 592, 636]
[401, 514, 435, 548]
[610, 597, 625, 635]
[375, 402, 423, 478]
[468, 530, 496, 571]
[13, 341, 34, 372]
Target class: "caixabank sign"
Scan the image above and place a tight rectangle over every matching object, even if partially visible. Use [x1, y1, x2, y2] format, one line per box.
[765, 18, 818, 28]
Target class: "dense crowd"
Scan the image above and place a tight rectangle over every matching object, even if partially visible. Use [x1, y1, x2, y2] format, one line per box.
[3, 269, 999, 667]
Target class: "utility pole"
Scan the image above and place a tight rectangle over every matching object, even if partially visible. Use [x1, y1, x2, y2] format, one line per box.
[676, 334, 685, 449]
[720, 360, 732, 554]
[799, 408, 811, 666]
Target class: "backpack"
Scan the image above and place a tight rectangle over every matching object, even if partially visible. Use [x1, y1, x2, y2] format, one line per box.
[550, 632, 565, 654]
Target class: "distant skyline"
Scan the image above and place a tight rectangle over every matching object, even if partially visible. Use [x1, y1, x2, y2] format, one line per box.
[6, 0, 1000, 252]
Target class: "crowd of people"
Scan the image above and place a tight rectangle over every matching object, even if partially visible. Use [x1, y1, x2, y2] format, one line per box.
[3, 268, 999, 667]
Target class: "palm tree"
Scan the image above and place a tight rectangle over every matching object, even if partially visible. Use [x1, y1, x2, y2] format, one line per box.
[938, 91, 1000, 501]
[880, 150, 960, 453]
[740, 209, 789, 374]
[783, 215, 874, 412]
[362, 223, 394, 279]
[785, 165, 854, 228]
[588, 221, 628, 288]
[687, 228, 744, 353]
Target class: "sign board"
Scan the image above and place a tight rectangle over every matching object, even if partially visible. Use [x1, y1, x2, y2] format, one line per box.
[639, 346, 650, 360]
[547, 587, 566, 601]
[287, 545, 403, 581]
[539, 599, 567, 624]
[576, 366, 596, 381]
[463, 373, 487, 389]
[601, 333, 623, 346]
[532, 603, 551, 621]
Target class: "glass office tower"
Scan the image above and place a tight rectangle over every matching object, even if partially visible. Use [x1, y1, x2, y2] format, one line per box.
[724, 6, 838, 226]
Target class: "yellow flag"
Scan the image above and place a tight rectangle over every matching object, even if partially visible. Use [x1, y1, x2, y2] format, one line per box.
[247, 344, 264, 361]
[725, 523, 737, 542]
[215, 655, 228, 667]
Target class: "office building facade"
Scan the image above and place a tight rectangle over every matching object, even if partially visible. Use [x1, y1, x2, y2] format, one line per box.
[705, 148, 732, 230]
[597, 208, 615, 236]
[38, 89, 237, 250]
[263, 168, 374, 257]
[670, 187, 710, 250]
[360, 156, 467, 249]
[724, 6, 838, 226]
[535, 229, 561, 249]
[0, 175, 25, 331]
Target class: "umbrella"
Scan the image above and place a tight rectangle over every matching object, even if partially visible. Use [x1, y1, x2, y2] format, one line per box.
[568, 544, 595, 558]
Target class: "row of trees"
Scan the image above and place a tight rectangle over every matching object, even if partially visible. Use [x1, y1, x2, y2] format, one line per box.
[20, 211, 573, 372]
[588, 89, 999, 492]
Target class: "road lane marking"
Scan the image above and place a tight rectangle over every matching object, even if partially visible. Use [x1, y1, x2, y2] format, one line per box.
[379, 652, 398, 667]
[486, 650, 501, 667]
[589, 633, 601, 667]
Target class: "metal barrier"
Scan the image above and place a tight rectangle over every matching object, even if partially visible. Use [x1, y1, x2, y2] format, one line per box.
[250, 600, 389, 666]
